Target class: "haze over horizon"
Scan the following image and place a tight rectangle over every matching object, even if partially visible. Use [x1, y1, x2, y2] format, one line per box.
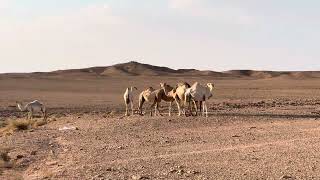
[1, 0, 320, 73]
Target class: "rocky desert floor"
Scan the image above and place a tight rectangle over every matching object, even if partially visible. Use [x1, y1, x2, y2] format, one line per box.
[1, 75, 320, 179]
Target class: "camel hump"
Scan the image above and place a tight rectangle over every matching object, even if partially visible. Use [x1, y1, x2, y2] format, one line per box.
[31, 100, 43, 105]
[183, 82, 191, 88]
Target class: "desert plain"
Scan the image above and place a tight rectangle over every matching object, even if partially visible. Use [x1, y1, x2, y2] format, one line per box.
[1, 62, 320, 179]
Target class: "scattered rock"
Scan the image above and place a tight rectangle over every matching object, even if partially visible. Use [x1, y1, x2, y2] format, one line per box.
[46, 161, 58, 166]
[280, 175, 295, 180]
[187, 170, 200, 175]
[59, 126, 78, 131]
[169, 168, 177, 173]
[232, 135, 241, 138]
[177, 165, 184, 169]
[131, 175, 141, 180]
[131, 175, 149, 180]
[106, 167, 112, 171]
[92, 174, 104, 180]
[30, 151, 37, 155]
[16, 154, 24, 159]
[177, 169, 185, 175]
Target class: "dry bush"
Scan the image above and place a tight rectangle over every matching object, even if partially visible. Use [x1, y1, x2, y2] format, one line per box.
[9, 119, 31, 131]
[1, 118, 48, 134]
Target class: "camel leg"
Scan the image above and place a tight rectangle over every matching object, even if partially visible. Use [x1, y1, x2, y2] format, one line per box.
[150, 102, 156, 116]
[131, 101, 134, 115]
[43, 110, 47, 120]
[154, 103, 157, 116]
[202, 101, 208, 117]
[205, 102, 208, 117]
[185, 98, 191, 116]
[156, 102, 162, 116]
[202, 101, 204, 116]
[125, 103, 128, 116]
[138, 97, 145, 115]
[186, 100, 191, 116]
[193, 100, 198, 116]
[30, 111, 33, 120]
[168, 102, 172, 116]
[199, 101, 203, 115]
[175, 99, 181, 116]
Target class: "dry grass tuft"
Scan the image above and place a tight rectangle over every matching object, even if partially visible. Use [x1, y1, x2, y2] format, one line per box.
[0, 118, 48, 136]
[9, 119, 31, 131]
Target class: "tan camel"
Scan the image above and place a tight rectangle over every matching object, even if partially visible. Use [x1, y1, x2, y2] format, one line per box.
[138, 87, 159, 116]
[160, 82, 191, 116]
[16, 100, 47, 120]
[138, 86, 175, 116]
[185, 82, 214, 117]
[123, 86, 138, 116]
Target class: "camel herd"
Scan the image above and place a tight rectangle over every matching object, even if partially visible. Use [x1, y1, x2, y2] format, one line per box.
[14, 82, 214, 120]
[124, 82, 215, 117]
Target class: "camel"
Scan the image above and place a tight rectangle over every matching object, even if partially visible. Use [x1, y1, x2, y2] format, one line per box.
[185, 82, 214, 117]
[123, 86, 138, 116]
[138, 87, 159, 116]
[160, 82, 191, 116]
[138, 86, 175, 116]
[16, 100, 47, 120]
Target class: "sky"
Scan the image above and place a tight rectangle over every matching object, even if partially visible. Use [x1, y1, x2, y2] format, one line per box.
[1, 0, 320, 73]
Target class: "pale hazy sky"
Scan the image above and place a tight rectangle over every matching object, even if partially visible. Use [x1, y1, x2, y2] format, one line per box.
[1, 0, 320, 73]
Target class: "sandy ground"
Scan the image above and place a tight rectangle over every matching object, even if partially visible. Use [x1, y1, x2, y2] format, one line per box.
[1, 76, 320, 179]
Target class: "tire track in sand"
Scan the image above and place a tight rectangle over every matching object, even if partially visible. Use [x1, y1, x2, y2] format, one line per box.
[111, 136, 320, 164]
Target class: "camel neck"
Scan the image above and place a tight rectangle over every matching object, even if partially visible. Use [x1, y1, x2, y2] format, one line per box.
[17, 103, 27, 111]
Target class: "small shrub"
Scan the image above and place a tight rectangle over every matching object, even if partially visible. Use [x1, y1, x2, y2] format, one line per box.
[9, 119, 31, 131]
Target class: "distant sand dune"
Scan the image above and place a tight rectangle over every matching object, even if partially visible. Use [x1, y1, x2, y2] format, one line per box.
[1, 61, 320, 79]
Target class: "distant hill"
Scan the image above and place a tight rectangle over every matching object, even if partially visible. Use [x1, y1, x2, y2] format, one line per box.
[50, 61, 230, 77]
[224, 70, 320, 79]
[1, 61, 320, 79]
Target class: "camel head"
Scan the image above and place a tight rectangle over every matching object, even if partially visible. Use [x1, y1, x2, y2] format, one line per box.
[147, 87, 154, 91]
[16, 101, 25, 111]
[131, 86, 138, 91]
[207, 83, 214, 91]
[160, 83, 173, 95]
[177, 82, 191, 88]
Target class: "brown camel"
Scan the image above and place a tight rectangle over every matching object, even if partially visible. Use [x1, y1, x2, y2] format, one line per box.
[161, 82, 191, 116]
[138, 86, 175, 116]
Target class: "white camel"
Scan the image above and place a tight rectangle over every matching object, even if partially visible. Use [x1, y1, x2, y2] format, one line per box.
[16, 100, 47, 120]
[185, 82, 214, 117]
[123, 86, 138, 116]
